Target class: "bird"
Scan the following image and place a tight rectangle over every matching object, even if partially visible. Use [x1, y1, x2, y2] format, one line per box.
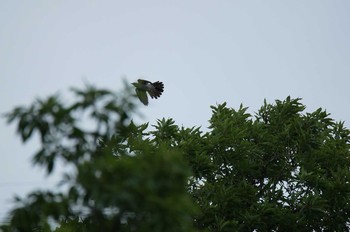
[132, 79, 164, 105]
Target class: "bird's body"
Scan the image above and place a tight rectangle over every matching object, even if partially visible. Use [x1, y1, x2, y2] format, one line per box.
[132, 79, 164, 105]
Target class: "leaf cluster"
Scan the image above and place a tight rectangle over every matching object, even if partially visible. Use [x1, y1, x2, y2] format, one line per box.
[2, 84, 350, 232]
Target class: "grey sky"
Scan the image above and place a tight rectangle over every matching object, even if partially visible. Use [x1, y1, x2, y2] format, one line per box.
[1, 1, 350, 222]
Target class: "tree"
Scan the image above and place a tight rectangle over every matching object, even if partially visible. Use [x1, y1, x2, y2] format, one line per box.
[188, 98, 350, 231]
[2, 82, 350, 231]
[1, 83, 196, 232]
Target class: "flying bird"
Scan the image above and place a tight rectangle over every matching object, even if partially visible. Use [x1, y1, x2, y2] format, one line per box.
[132, 79, 164, 105]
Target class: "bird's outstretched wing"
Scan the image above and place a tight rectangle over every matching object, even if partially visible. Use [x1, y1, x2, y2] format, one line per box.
[135, 88, 148, 105]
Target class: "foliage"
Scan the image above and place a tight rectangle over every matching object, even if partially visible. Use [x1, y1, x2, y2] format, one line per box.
[2, 82, 350, 232]
[2, 83, 196, 232]
[186, 97, 350, 231]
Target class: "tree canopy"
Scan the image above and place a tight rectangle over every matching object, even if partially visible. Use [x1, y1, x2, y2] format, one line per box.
[2, 83, 350, 231]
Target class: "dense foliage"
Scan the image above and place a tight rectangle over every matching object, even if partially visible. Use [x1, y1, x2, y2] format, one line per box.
[2, 83, 350, 231]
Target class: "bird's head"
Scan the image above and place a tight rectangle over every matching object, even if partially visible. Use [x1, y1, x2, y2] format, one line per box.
[132, 79, 145, 86]
[131, 81, 138, 87]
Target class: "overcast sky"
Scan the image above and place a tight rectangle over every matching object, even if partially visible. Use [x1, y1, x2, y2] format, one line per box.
[1, 1, 350, 223]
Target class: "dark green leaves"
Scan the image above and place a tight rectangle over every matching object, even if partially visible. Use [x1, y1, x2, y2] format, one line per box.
[3, 90, 350, 231]
[2, 83, 197, 232]
[4, 83, 136, 174]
